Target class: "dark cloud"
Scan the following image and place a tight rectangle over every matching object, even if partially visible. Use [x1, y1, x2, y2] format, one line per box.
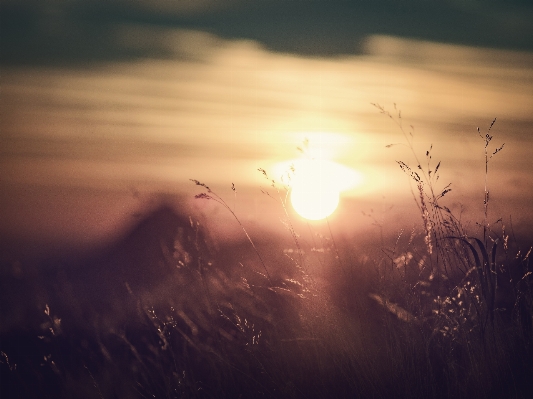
[1, 0, 533, 64]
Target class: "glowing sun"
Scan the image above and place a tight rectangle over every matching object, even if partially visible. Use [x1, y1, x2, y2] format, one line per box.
[290, 159, 346, 220]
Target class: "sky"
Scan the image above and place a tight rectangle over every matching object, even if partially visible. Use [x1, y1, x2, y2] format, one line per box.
[1, 0, 533, 259]
[2, 0, 533, 63]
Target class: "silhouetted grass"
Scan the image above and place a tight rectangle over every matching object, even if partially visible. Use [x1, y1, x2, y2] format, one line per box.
[1, 107, 532, 398]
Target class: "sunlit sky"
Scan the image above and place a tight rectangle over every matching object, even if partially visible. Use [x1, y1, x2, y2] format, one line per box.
[1, 0, 533, 256]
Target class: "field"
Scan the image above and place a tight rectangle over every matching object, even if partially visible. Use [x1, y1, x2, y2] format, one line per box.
[1, 112, 532, 399]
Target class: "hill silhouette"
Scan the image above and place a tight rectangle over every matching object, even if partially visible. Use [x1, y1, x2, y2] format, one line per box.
[1, 205, 207, 330]
[0, 203, 307, 398]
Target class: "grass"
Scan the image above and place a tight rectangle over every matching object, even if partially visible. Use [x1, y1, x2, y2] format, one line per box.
[1, 106, 532, 399]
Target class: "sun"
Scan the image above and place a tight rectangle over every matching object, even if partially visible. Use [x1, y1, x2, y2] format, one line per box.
[289, 159, 342, 220]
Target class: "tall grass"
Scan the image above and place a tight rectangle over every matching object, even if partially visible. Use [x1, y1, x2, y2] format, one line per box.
[1, 106, 532, 399]
[365, 104, 533, 398]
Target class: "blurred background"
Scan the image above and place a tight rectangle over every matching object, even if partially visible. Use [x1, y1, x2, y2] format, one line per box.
[1, 0, 533, 260]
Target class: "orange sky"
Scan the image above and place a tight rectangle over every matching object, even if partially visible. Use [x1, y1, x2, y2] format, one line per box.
[1, 32, 533, 257]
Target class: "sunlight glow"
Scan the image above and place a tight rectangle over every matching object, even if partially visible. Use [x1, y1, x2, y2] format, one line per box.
[290, 160, 339, 220]
[291, 131, 355, 161]
[284, 159, 362, 220]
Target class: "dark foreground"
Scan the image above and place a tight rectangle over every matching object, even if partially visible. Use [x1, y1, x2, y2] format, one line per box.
[1, 204, 532, 399]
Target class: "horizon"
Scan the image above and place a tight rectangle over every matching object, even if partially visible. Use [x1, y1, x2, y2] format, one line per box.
[1, 31, 533, 260]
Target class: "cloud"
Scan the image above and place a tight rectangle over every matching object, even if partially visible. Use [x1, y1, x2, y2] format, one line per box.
[1, 0, 532, 63]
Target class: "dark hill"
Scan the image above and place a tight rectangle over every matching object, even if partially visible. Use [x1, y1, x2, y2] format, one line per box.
[0, 204, 306, 399]
[0, 205, 211, 332]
